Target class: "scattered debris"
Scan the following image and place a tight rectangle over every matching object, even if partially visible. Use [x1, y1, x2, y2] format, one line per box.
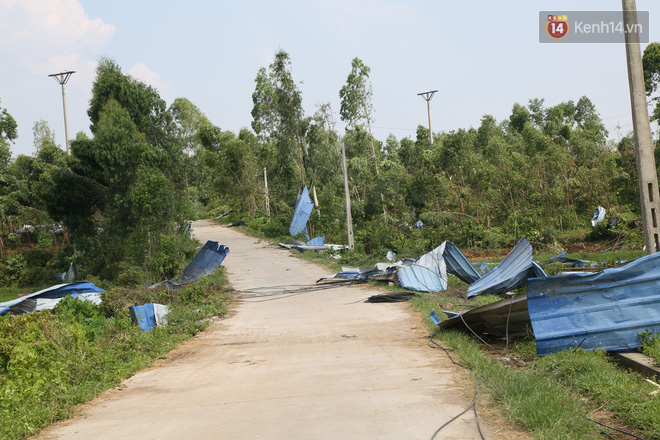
[528, 252, 660, 356]
[548, 251, 597, 267]
[130, 303, 170, 332]
[438, 294, 531, 337]
[0, 282, 105, 316]
[55, 262, 75, 283]
[180, 241, 230, 283]
[365, 292, 419, 303]
[467, 238, 546, 298]
[289, 185, 314, 237]
[591, 206, 606, 227]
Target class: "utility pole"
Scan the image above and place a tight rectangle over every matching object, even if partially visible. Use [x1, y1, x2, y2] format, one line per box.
[48, 70, 76, 155]
[417, 90, 438, 143]
[341, 141, 355, 249]
[264, 168, 271, 222]
[623, 0, 660, 254]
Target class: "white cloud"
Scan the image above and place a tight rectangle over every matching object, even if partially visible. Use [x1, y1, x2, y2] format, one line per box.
[128, 63, 173, 103]
[0, 0, 114, 56]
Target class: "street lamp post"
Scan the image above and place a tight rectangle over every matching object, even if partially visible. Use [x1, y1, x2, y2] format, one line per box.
[417, 90, 438, 143]
[48, 70, 76, 155]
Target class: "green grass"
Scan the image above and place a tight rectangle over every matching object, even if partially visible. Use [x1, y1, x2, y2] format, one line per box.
[0, 269, 231, 440]
[0, 287, 41, 303]
[409, 292, 658, 440]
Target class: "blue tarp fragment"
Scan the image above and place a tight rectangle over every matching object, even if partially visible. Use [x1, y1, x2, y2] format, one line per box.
[180, 241, 229, 283]
[0, 282, 105, 316]
[527, 252, 660, 356]
[591, 206, 606, 227]
[306, 236, 324, 246]
[467, 238, 544, 298]
[289, 186, 315, 237]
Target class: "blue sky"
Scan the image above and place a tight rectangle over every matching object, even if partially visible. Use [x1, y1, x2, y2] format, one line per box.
[2, 0, 660, 157]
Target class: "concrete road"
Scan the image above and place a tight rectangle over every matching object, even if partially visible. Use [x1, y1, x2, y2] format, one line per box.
[36, 220, 522, 439]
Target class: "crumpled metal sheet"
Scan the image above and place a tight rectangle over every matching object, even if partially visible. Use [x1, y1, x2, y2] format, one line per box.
[289, 186, 315, 237]
[467, 238, 544, 298]
[397, 265, 446, 292]
[0, 282, 105, 316]
[180, 240, 229, 283]
[443, 241, 481, 284]
[527, 252, 660, 356]
[438, 294, 532, 337]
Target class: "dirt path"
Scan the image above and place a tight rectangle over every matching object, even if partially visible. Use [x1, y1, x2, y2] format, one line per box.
[35, 220, 521, 439]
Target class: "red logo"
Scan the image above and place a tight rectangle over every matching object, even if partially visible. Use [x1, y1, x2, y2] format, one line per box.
[547, 15, 569, 39]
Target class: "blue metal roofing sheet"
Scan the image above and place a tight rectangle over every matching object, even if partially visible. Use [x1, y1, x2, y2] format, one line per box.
[527, 252, 660, 356]
[444, 241, 481, 284]
[467, 238, 534, 298]
[0, 282, 105, 316]
[306, 236, 324, 246]
[398, 265, 446, 292]
[180, 241, 229, 283]
[289, 186, 314, 237]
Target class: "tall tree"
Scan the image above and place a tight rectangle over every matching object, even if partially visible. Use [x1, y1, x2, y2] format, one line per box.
[251, 49, 308, 195]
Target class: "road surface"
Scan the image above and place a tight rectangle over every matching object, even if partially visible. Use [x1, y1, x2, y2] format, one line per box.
[36, 220, 522, 439]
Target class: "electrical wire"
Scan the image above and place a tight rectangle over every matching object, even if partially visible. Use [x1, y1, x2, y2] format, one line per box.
[426, 290, 520, 439]
[586, 417, 647, 440]
[430, 379, 485, 440]
[235, 278, 366, 303]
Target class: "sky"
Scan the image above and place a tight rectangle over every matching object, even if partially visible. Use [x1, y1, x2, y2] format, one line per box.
[2, 0, 660, 157]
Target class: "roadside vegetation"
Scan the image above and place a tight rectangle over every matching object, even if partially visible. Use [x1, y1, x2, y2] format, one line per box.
[3, 43, 660, 439]
[0, 269, 231, 440]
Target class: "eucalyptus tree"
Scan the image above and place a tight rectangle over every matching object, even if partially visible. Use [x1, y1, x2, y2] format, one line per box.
[339, 57, 376, 159]
[251, 49, 308, 195]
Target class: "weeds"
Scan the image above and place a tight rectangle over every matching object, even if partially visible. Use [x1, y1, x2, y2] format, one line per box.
[0, 269, 230, 440]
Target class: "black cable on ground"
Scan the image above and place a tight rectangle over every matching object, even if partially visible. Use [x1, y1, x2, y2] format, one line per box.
[428, 335, 472, 371]
[430, 379, 485, 440]
[586, 417, 647, 440]
[236, 278, 367, 303]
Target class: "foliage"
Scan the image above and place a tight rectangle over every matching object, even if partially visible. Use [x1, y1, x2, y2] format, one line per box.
[0, 269, 229, 440]
[638, 329, 660, 367]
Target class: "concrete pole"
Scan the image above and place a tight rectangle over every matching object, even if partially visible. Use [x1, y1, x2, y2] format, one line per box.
[60, 83, 70, 155]
[341, 141, 355, 249]
[426, 99, 434, 144]
[623, 0, 660, 254]
[48, 71, 75, 155]
[418, 90, 438, 144]
[264, 168, 271, 223]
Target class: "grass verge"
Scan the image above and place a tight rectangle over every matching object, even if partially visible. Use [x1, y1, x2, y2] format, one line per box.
[0, 269, 231, 440]
[412, 292, 660, 440]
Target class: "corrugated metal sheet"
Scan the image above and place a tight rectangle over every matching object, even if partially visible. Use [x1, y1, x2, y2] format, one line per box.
[444, 242, 481, 284]
[289, 186, 314, 237]
[0, 282, 105, 316]
[398, 265, 446, 292]
[438, 294, 531, 337]
[528, 252, 660, 356]
[180, 241, 230, 283]
[467, 238, 536, 298]
[306, 236, 324, 246]
[130, 303, 170, 332]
